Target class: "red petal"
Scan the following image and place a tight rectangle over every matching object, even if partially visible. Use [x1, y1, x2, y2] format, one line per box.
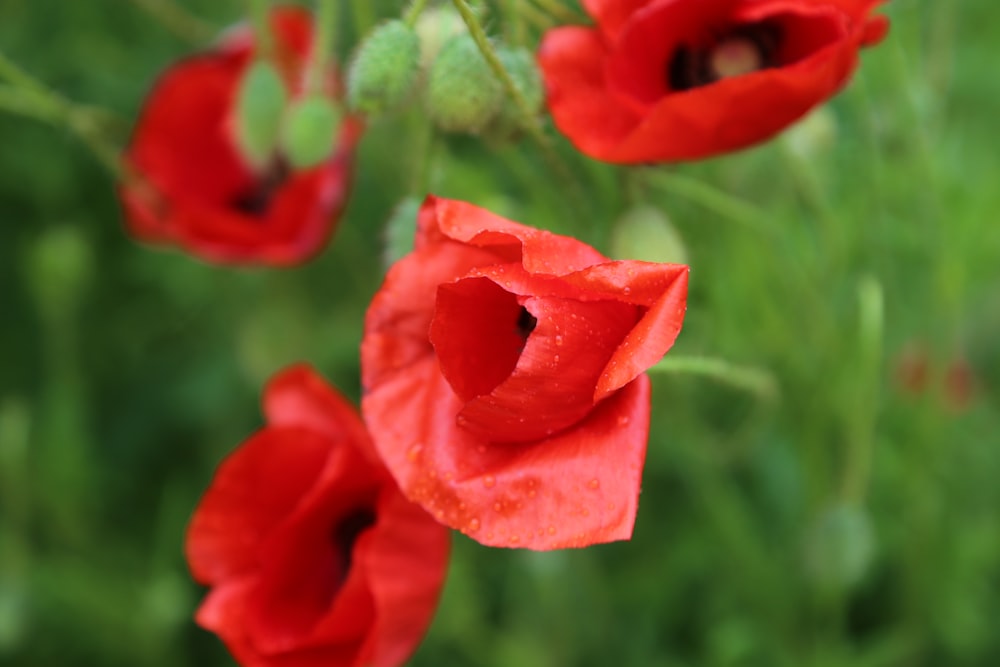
[430, 277, 526, 402]
[455, 294, 638, 442]
[263, 363, 375, 462]
[355, 488, 451, 667]
[362, 357, 651, 549]
[581, 0, 658, 40]
[419, 195, 609, 275]
[186, 427, 330, 585]
[537, 26, 643, 165]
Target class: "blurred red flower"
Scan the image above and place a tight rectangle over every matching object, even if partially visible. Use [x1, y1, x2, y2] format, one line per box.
[361, 196, 689, 549]
[538, 0, 889, 163]
[119, 7, 362, 265]
[186, 365, 449, 667]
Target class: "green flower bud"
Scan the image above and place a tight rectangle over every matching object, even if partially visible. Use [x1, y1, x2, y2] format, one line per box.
[426, 34, 502, 134]
[415, 5, 465, 70]
[609, 205, 689, 265]
[485, 46, 544, 142]
[234, 60, 288, 168]
[803, 503, 876, 593]
[348, 20, 421, 116]
[281, 96, 342, 169]
[26, 226, 93, 321]
[382, 197, 421, 269]
[784, 107, 837, 160]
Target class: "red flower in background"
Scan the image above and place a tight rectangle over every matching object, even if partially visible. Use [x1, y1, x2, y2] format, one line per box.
[119, 7, 362, 265]
[361, 196, 689, 549]
[186, 365, 449, 667]
[538, 0, 889, 163]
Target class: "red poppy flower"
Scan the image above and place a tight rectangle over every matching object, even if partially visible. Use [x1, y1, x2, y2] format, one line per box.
[119, 7, 363, 265]
[538, 0, 889, 163]
[186, 365, 449, 667]
[361, 196, 689, 549]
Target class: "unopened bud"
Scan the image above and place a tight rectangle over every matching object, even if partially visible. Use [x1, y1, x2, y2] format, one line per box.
[484, 46, 544, 142]
[415, 5, 465, 70]
[609, 205, 689, 265]
[234, 60, 288, 168]
[426, 35, 502, 133]
[784, 107, 837, 160]
[281, 96, 341, 169]
[383, 197, 421, 268]
[803, 503, 875, 593]
[348, 20, 421, 116]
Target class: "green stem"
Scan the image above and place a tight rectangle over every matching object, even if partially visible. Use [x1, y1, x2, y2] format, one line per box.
[518, 0, 556, 32]
[503, 0, 528, 45]
[125, 0, 214, 43]
[403, 0, 430, 27]
[641, 168, 777, 237]
[0, 53, 126, 177]
[350, 0, 376, 39]
[450, 0, 591, 229]
[841, 276, 883, 503]
[530, 0, 587, 24]
[247, 0, 273, 58]
[649, 354, 779, 401]
[309, 0, 338, 93]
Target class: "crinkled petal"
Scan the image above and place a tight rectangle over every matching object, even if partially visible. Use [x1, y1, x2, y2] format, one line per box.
[362, 357, 651, 550]
[186, 427, 330, 584]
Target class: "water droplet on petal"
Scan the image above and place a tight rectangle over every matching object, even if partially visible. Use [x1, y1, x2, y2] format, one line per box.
[407, 443, 423, 461]
[493, 502, 502, 512]
[617, 415, 630, 426]
[547, 525, 557, 535]
[509, 535, 520, 545]
[467, 517, 481, 531]
[483, 475, 496, 488]
[588, 479, 600, 490]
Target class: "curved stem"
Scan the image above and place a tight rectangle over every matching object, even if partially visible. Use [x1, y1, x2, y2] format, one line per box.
[247, 0, 273, 58]
[403, 0, 430, 27]
[649, 354, 779, 401]
[0, 52, 126, 177]
[309, 0, 338, 93]
[125, 0, 214, 43]
[450, 0, 592, 230]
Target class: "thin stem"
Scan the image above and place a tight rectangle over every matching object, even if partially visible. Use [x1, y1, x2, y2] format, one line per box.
[125, 0, 214, 44]
[503, 0, 528, 45]
[450, 0, 592, 229]
[350, 0, 376, 39]
[841, 276, 883, 503]
[247, 0, 273, 58]
[530, 0, 587, 24]
[0, 52, 126, 177]
[518, 0, 556, 32]
[641, 168, 777, 237]
[403, 0, 430, 27]
[309, 0, 338, 93]
[649, 354, 779, 402]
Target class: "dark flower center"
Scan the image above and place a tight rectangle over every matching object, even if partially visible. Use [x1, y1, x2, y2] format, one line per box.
[516, 306, 538, 339]
[668, 22, 782, 91]
[231, 158, 291, 216]
[333, 508, 377, 582]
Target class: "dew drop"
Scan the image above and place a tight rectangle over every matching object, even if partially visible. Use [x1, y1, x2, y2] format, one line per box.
[436, 509, 445, 518]
[483, 475, 496, 488]
[493, 502, 502, 512]
[468, 517, 481, 531]
[527, 490, 537, 498]
[509, 535, 520, 544]
[553, 354, 560, 363]
[443, 471, 454, 481]
[617, 415, 630, 426]
[459, 502, 467, 511]
[547, 525, 557, 535]
[406, 443, 423, 461]
[555, 335, 564, 346]
[588, 479, 601, 490]
[623, 287, 632, 295]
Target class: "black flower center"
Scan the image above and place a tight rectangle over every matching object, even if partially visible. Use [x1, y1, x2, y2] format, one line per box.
[333, 508, 376, 582]
[667, 22, 782, 91]
[516, 306, 538, 339]
[231, 158, 291, 217]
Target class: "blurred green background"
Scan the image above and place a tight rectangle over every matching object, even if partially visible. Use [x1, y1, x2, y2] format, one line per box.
[1, 0, 999, 665]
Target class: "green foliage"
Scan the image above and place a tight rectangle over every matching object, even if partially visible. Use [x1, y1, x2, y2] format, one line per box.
[1, 1, 999, 667]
